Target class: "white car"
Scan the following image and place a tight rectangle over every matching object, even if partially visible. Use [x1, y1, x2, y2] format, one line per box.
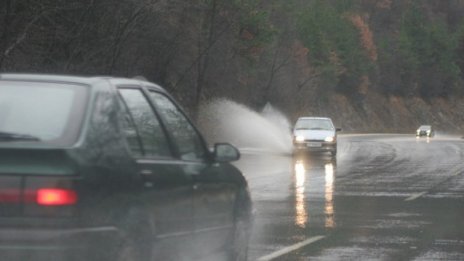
[293, 117, 341, 156]
[416, 125, 435, 137]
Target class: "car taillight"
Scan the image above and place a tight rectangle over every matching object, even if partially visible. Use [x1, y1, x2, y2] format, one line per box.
[36, 188, 78, 206]
[0, 188, 21, 203]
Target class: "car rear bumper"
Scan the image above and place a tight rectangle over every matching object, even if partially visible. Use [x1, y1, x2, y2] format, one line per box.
[293, 142, 337, 153]
[0, 226, 120, 260]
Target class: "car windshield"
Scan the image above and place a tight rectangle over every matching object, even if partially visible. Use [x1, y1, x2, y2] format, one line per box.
[0, 81, 88, 146]
[295, 119, 334, 130]
[419, 125, 431, 130]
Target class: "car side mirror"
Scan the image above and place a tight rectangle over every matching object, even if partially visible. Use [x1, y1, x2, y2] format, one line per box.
[213, 143, 240, 162]
[336, 128, 342, 132]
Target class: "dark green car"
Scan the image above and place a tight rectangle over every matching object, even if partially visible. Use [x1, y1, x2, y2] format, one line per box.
[0, 74, 251, 261]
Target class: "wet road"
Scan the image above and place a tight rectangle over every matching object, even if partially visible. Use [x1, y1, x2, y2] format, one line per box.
[234, 134, 464, 260]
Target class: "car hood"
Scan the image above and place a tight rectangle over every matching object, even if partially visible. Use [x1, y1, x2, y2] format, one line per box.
[294, 129, 335, 141]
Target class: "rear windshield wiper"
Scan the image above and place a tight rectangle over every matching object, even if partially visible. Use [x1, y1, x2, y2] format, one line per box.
[296, 128, 310, 130]
[0, 131, 41, 141]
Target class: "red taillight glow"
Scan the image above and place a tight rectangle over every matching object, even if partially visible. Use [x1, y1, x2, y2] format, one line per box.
[37, 189, 77, 206]
[0, 189, 21, 203]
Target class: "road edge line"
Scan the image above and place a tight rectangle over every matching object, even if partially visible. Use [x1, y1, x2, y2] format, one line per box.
[404, 191, 427, 201]
[256, 235, 325, 261]
[404, 170, 463, 201]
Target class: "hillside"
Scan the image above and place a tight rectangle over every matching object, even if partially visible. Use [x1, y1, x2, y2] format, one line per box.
[1, 0, 464, 132]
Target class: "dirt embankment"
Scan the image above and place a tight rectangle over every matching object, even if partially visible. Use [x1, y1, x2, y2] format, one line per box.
[289, 92, 464, 134]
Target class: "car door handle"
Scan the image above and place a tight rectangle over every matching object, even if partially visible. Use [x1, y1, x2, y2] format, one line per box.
[139, 170, 153, 176]
[139, 170, 154, 188]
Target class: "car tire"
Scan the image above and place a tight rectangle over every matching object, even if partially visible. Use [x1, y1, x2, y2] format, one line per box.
[116, 230, 153, 261]
[228, 216, 250, 261]
[115, 208, 154, 261]
[117, 236, 141, 261]
[229, 188, 252, 261]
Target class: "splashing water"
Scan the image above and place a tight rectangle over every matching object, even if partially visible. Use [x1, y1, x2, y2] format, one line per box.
[197, 99, 293, 155]
[262, 102, 292, 136]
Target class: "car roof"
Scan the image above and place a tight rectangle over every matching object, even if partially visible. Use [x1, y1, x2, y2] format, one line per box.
[0, 73, 165, 92]
[297, 117, 333, 121]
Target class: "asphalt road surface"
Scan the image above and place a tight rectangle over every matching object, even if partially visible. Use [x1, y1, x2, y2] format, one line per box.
[234, 134, 464, 261]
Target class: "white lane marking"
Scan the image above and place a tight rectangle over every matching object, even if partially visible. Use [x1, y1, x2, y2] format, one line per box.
[405, 191, 427, 201]
[256, 235, 325, 261]
[405, 170, 463, 201]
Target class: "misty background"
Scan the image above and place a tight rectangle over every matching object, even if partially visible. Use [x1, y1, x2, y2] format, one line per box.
[2, 0, 464, 133]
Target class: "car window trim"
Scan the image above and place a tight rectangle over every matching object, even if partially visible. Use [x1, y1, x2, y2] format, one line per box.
[116, 91, 146, 155]
[144, 87, 213, 163]
[116, 85, 177, 161]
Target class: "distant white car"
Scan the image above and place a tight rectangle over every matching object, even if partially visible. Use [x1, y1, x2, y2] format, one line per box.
[416, 125, 435, 137]
[292, 117, 341, 156]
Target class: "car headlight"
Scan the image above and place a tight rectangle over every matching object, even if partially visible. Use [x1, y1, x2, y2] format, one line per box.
[426, 130, 431, 134]
[325, 136, 335, 142]
[295, 135, 305, 142]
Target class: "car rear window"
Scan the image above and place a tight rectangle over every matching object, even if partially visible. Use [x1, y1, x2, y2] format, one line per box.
[0, 80, 88, 147]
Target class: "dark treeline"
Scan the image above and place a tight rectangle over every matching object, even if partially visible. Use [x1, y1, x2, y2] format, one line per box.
[1, 0, 464, 125]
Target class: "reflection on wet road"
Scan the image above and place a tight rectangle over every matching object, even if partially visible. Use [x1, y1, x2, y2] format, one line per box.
[293, 158, 335, 230]
[234, 134, 464, 260]
[294, 160, 307, 228]
[324, 163, 334, 229]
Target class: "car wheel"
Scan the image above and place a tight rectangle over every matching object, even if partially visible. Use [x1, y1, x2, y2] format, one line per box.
[117, 232, 152, 261]
[116, 208, 154, 261]
[229, 217, 250, 261]
[117, 237, 139, 261]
